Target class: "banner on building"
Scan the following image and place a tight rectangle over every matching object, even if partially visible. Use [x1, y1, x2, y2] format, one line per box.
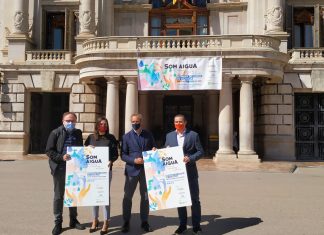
[143, 146, 192, 211]
[137, 56, 222, 90]
[64, 146, 109, 207]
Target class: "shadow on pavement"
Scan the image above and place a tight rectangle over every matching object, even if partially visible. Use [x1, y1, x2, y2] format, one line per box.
[77, 213, 262, 235]
[211, 216, 263, 235]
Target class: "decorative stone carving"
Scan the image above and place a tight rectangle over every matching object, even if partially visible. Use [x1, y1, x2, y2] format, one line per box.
[14, 11, 24, 33]
[266, 6, 283, 33]
[78, 0, 95, 35]
[81, 10, 92, 33]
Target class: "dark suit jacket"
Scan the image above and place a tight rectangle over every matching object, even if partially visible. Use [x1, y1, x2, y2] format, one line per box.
[45, 125, 83, 175]
[121, 129, 156, 177]
[165, 129, 204, 179]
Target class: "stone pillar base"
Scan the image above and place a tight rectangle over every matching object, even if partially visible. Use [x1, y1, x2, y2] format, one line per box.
[0, 132, 27, 155]
[237, 154, 261, 162]
[214, 153, 237, 162]
[7, 34, 33, 62]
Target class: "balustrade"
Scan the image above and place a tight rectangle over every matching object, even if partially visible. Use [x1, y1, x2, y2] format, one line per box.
[82, 35, 280, 53]
[289, 48, 324, 63]
[26, 50, 72, 64]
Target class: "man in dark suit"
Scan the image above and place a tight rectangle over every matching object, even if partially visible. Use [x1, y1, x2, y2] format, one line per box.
[45, 112, 85, 235]
[121, 113, 156, 233]
[165, 114, 204, 235]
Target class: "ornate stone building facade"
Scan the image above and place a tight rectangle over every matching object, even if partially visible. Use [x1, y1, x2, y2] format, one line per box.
[0, 0, 322, 161]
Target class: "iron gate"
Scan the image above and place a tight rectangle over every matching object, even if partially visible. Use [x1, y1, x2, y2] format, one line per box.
[295, 93, 324, 160]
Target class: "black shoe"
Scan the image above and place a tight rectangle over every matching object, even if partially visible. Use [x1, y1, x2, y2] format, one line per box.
[141, 221, 153, 232]
[121, 221, 130, 233]
[173, 225, 187, 234]
[100, 229, 109, 235]
[52, 223, 62, 235]
[89, 219, 99, 233]
[69, 218, 86, 230]
[193, 226, 202, 234]
[99, 220, 109, 235]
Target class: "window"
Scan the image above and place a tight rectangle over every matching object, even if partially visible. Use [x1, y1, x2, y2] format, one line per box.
[293, 8, 314, 48]
[150, 17, 162, 36]
[149, 0, 209, 36]
[46, 12, 65, 49]
[43, 7, 78, 50]
[197, 15, 208, 35]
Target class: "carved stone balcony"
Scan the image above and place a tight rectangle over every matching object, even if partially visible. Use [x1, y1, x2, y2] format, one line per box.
[75, 35, 288, 82]
[81, 35, 281, 53]
[26, 50, 73, 65]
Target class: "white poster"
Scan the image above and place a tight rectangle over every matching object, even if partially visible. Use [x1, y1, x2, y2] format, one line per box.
[64, 146, 109, 207]
[137, 56, 222, 90]
[143, 146, 192, 211]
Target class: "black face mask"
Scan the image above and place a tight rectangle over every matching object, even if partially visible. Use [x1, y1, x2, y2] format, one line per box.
[132, 123, 141, 130]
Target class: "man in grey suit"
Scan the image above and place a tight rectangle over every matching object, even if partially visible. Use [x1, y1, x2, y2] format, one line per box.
[165, 114, 204, 235]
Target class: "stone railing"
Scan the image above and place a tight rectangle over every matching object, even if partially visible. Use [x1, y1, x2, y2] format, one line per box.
[82, 35, 281, 53]
[26, 50, 73, 65]
[289, 48, 324, 63]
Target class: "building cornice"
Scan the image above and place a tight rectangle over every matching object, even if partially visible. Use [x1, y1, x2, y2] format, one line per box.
[114, 4, 152, 12]
[207, 2, 248, 11]
[41, 0, 79, 6]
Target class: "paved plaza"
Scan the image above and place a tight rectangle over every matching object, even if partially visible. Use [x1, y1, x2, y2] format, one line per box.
[0, 158, 324, 235]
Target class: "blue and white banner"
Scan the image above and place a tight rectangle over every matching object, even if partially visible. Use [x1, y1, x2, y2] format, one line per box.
[137, 57, 222, 90]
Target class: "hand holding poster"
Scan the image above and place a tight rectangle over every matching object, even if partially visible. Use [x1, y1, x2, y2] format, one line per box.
[64, 146, 109, 207]
[143, 146, 192, 211]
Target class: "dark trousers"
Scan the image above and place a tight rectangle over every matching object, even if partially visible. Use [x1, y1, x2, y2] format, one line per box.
[53, 166, 77, 224]
[178, 177, 201, 228]
[122, 169, 149, 223]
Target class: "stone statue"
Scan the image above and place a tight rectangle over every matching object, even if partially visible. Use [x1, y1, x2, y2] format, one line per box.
[14, 11, 24, 33]
[81, 10, 92, 33]
[266, 6, 283, 33]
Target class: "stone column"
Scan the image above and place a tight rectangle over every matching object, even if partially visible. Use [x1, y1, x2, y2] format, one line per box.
[106, 77, 120, 140]
[13, 0, 29, 34]
[8, 0, 32, 62]
[215, 75, 237, 161]
[139, 93, 149, 129]
[265, 0, 284, 33]
[265, 0, 288, 53]
[238, 77, 259, 161]
[124, 76, 138, 133]
[75, 0, 95, 55]
[247, 0, 267, 34]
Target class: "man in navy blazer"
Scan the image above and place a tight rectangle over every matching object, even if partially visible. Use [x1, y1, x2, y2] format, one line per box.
[165, 114, 204, 235]
[121, 113, 156, 233]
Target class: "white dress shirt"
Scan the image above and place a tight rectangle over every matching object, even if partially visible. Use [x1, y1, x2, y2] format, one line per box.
[176, 129, 186, 147]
